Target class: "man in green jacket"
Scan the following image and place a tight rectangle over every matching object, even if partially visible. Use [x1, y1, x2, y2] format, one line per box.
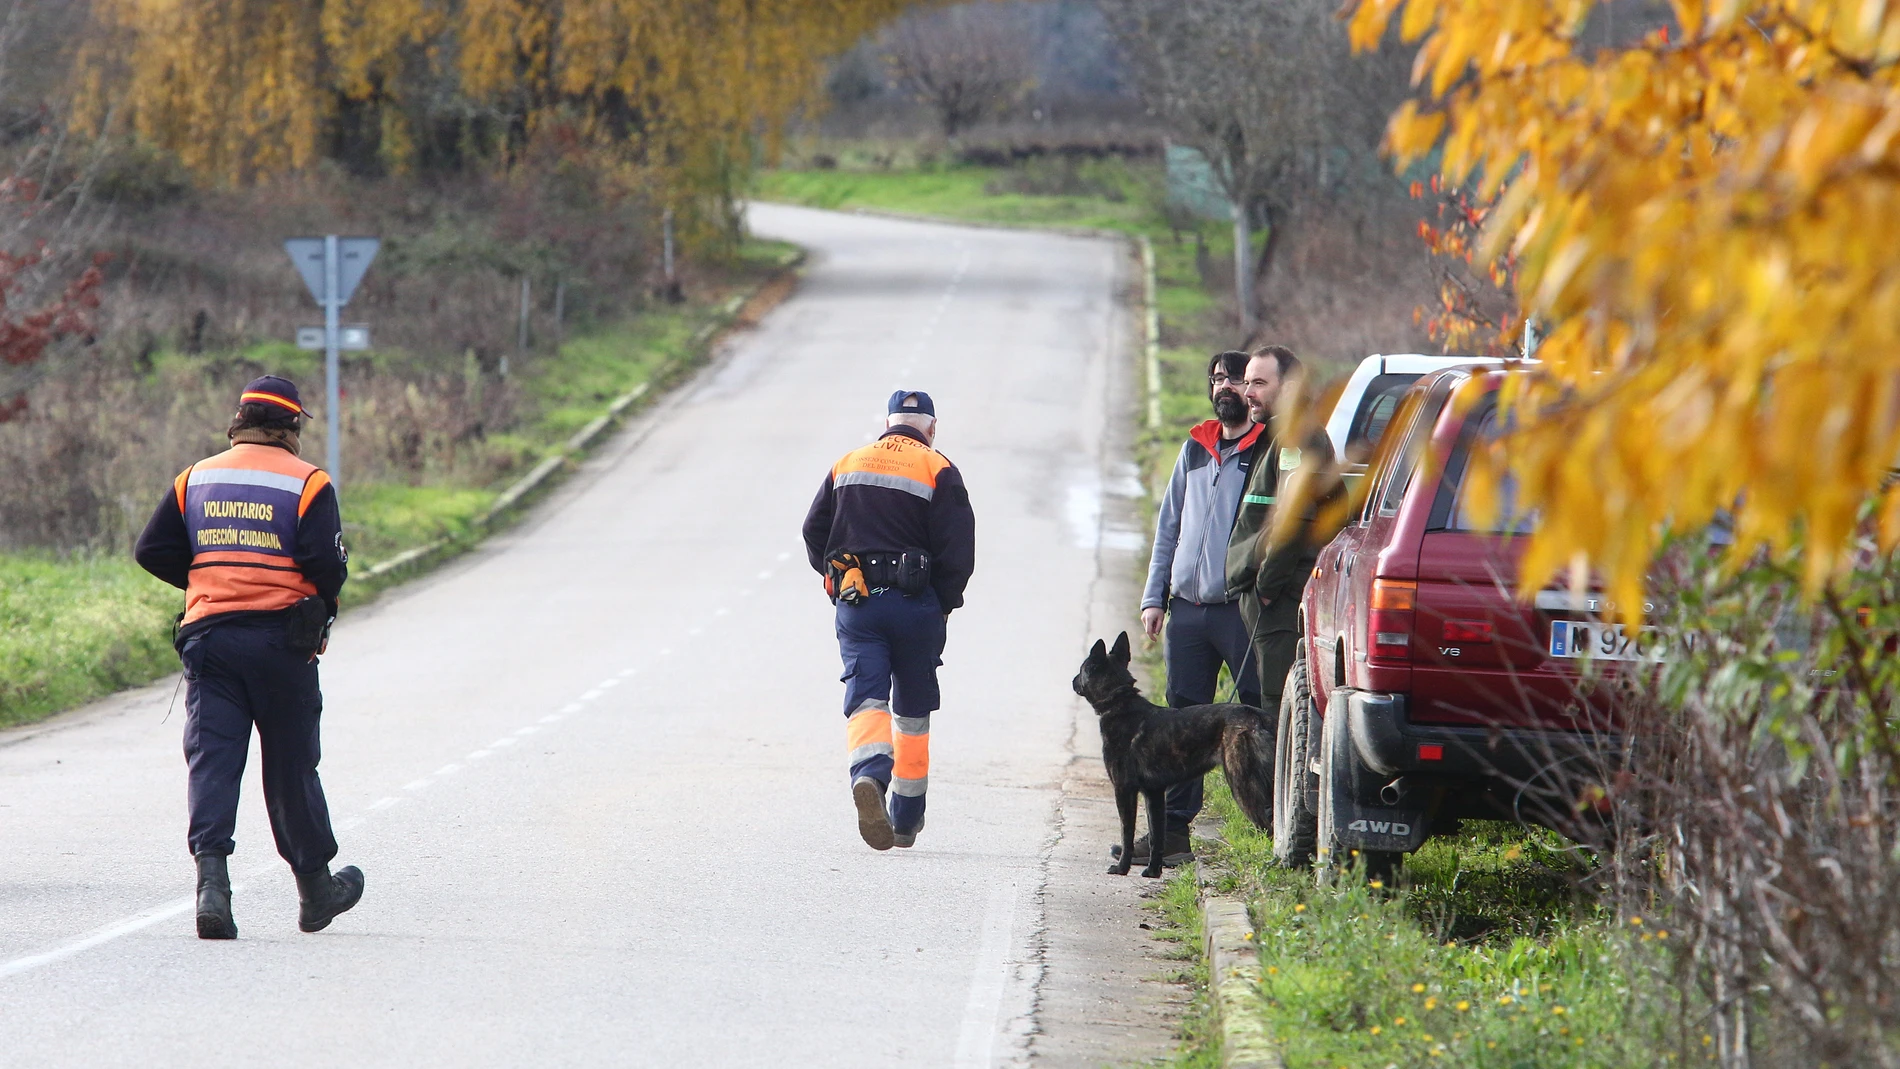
[1226, 345, 1336, 711]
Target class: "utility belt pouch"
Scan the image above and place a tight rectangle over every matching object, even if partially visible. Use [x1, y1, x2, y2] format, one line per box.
[284, 596, 331, 655]
[825, 553, 869, 606]
[896, 549, 932, 597]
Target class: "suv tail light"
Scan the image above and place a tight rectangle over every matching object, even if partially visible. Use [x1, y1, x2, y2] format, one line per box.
[1369, 578, 1417, 660]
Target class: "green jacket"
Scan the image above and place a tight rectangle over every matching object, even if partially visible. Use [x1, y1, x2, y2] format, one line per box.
[1226, 420, 1336, 634]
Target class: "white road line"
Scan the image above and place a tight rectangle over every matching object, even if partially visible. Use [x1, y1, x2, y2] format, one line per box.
[0, 861, 278, 979]
[714, 607, 730, 616]
[333, 817, 364, 832]
[776, 551, 791, 561]
[369, 797, 404, 810]
[434, 764, 462, 777]
[0, 897, 194, 979]
[617, 668, 638, 678]
[561, 702, 584, 713]
[953, 882, 1021, 1069]
[514, 726, 539, 736]
[756, 570, 773, 580]
[467, 750, 493, 760]
[598, 678, 620, 689]
[687, 627, 703, 636]
[739, 588, 755, 597]
[539, 714, 563, 724]
[658, 648, 674, 657]
[490, 737, 517, 748]
[578, 689, 603, 701]
[403, 779, 432, 792]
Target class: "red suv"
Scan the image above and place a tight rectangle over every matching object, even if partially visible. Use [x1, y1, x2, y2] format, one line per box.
[1273, 367, 1631, 873]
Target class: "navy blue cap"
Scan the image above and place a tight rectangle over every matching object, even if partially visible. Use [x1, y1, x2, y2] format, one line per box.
[887, 389, 935, 417]
[239, 375, 305, 416]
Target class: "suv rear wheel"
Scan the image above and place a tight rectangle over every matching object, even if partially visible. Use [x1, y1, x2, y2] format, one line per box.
[1315, 695, 1402, 884]
[1271, 644, 1319, 868]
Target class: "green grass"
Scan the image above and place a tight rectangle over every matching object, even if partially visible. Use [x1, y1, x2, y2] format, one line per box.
[757, 164, 1155, 233]
[1189, 778, 1694, 1069]
[0, 243, 794, 728]
[0, 554, 183, 728]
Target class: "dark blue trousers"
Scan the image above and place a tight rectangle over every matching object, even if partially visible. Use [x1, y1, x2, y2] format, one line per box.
[179, 621, 338, 874]
[837, 588, 945, 835]
[1163, 598, 1261, 835]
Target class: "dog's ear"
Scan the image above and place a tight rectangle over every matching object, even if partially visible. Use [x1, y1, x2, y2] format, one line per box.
[1088, 638, 1108, 663]
[1110, 631, 1131, 664]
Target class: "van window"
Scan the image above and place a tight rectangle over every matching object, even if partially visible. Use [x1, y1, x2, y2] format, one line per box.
[1437, 404, 1536, 533]
[1373, 374, 1460, 518]
[1345, 373, 1422, 461]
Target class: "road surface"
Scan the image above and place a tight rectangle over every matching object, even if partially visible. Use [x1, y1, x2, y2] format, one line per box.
[0, 203, 1180, 1066]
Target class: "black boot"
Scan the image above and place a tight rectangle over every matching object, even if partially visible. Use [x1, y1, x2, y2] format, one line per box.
[295, 864, 364, 933]
[195, 852, 236, 940]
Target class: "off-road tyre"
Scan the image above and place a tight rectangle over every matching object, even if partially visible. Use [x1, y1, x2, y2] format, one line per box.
[1271, 645, 1319, 868]
[1314, 694, 1402, 885]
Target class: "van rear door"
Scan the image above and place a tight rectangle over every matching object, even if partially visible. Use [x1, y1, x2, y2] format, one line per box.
[1408, 402, 1594, 729]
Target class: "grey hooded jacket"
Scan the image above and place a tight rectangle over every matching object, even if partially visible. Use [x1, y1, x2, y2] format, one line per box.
[1141, 419, 1266, 610]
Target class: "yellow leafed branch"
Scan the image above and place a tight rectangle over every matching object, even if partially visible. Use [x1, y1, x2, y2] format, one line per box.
[1349, 0, 1900, 612]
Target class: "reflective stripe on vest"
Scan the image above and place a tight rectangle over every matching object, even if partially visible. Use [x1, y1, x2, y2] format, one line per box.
[832, 435, 950, 499]
[178, 444, 326, 625]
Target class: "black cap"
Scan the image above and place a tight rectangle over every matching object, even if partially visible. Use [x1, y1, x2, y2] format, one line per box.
[888, 389, 935, 417]
[238, 375, 305, 417]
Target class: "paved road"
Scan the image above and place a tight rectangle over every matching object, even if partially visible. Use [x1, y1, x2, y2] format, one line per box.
[0, 203, 1176, 1066]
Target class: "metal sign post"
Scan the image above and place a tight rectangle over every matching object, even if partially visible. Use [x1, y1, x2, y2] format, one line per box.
[285, 235, 379, 484]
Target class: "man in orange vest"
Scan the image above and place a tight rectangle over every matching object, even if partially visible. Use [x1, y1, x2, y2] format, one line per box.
[134, 376, 363, 940]
[802, 391, 976, 851]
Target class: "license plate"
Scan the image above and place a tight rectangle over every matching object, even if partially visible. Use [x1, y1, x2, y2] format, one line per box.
[1549, 620, 1668, 662]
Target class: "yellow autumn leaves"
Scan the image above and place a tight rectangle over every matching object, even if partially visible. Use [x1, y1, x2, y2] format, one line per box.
[1349, 0, 1900, 611]
[75, 0, 918, 201]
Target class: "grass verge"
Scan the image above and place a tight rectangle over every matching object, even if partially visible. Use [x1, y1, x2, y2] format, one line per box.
[1194, 777, 1697, 1069]
[0, 241, 797, 729]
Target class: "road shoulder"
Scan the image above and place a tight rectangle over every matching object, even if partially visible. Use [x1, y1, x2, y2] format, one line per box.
[1021, 238, 1187, 1067]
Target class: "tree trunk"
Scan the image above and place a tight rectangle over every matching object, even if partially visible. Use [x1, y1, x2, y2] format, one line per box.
[1232, 199, 1256, 336]
[1254, 202, 1282, 327]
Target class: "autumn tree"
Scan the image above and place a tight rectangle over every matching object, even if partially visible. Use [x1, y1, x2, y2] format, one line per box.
[73, 0, 925, 236]
[1101, 0, 1409, 334]
[1348, 0, 1900, 608]
[880, 2, 1039, 137]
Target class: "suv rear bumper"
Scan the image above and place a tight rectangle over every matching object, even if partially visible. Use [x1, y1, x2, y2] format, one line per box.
[1345, 691, 1625, 784]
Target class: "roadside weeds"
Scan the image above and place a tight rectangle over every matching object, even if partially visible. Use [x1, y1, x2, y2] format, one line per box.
[0, 247, 805, 730]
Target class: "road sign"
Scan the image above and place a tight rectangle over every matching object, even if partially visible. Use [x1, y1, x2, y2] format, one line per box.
[285, 235, 380, 484]
[285, 237, 380, 306]
[297, 326, 369, 351]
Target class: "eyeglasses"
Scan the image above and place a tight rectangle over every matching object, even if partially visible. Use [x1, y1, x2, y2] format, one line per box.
[1209, 375, 1242, 388]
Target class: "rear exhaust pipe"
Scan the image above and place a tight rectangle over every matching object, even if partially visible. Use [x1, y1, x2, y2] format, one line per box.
[1380, 777, 1412, 806]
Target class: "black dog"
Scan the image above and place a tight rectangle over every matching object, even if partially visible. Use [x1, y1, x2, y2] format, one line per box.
[1072, 632, 1276, 877]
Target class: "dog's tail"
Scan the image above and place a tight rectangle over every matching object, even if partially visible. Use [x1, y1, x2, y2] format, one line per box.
[1222, 711, 1277, 829]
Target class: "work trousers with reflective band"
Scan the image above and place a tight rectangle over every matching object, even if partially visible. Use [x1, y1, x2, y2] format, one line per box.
[838, 588, 945, 834]
[179, 620, 339, 874]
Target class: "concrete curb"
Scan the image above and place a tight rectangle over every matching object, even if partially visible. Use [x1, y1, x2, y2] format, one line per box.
[1138, 235, 1161, 433]
[359, 252, 802, 585]
[1201, 893, 1284, 1069]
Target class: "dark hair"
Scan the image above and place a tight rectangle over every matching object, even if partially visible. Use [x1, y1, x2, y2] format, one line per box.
[226, 401, 302, 438]
[1206, 350, 1249, 396]
[1249, 344, 1301, 381]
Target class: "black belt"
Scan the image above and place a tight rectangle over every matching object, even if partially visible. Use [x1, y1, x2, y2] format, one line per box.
[854, 550, 931, 595]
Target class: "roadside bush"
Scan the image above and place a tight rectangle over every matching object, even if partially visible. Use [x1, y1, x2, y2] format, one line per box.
[1564, 538, 1900, 1068]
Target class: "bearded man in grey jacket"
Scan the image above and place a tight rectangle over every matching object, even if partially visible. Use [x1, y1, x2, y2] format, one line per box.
[1121, 350, 1265, 868]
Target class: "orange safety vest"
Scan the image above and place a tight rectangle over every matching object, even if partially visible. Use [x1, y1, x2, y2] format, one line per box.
[173, 443, 329, 625]
[831, 432, 952, 502]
